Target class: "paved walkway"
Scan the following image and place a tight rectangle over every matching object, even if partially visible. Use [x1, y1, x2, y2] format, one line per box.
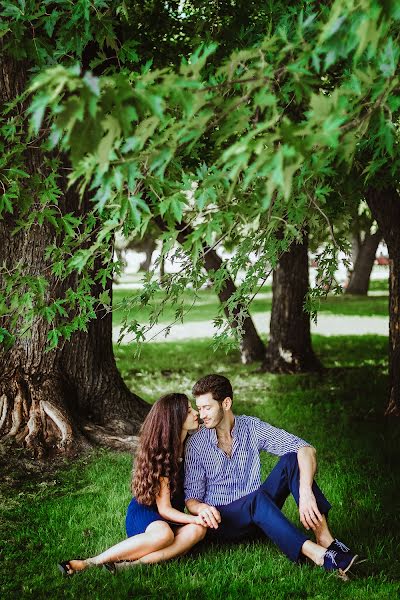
[113, 312, 388, 344]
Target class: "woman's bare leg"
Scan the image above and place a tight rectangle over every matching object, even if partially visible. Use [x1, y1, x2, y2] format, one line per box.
[115, 524, 207, 570]
[66, 521, 174, 573]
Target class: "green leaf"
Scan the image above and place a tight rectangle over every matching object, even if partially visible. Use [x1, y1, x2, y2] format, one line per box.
[98, 290, 111, 307]
[97, 116, 121, 172]
[47, 329, 60, 351]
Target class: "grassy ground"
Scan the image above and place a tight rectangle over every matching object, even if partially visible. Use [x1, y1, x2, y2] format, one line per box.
[112, 281, 389, 326]
[0, 336, 400, 600]
[1, 335, 399, 599]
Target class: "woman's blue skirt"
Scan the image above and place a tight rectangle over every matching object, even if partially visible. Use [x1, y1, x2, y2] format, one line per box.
[125, 497, 166, 536]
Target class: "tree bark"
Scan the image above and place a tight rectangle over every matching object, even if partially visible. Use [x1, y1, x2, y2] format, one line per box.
[346, 230, 381, 295]
[262, 234, 321, 373]
[350, 232, 361, 266]
[154, 217, 266, 363]
[138, 238, 157, 272]
[0, 49, 148, 456]
[366, 187, 400, 417]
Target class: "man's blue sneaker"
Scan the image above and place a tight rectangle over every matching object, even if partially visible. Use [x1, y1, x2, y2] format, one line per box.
[323, 549, 359, 577]
[328, 538, 351, 553]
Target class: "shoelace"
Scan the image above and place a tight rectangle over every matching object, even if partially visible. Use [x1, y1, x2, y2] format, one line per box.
[324, 550, 338, 566]
[335, 539, 350, 552]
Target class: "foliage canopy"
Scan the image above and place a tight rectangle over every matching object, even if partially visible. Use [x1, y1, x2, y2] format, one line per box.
[1, 0, 399, 350]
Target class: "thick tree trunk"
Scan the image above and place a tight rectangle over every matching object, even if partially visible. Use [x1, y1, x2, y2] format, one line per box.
[262, 234, 321, 373]
[0, 50, 148, 456]
[366, 187, 400, 416]
[154, 217, 265, 364]
[346, 230, 381, 295]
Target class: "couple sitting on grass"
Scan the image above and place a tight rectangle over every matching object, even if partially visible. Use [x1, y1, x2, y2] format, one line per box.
[59, 374, 360, 580]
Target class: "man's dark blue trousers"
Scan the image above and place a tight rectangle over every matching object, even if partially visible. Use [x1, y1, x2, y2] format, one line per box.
[211, 452, 331, 562]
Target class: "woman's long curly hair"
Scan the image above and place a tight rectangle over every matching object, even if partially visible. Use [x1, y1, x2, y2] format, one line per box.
[131, 393, 189, 505]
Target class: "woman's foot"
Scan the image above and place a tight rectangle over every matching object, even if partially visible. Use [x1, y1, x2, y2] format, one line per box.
[58, 559, 88, 576]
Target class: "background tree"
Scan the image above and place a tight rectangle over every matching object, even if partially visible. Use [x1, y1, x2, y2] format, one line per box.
[2, 0, 400, 459]
[366, 187, 400, 416]
[345, 202, 381, 296]
[263, 232, 321, 373]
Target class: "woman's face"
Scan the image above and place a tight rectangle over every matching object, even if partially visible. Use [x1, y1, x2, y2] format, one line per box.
[182, 401, 199, 432]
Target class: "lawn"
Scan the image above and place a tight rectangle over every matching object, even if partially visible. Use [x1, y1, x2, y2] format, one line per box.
[1, 335, 399, 599]
[112, 285, 389, 327]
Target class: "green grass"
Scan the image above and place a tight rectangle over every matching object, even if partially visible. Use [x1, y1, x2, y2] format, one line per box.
[369, 279, 389, 292]
[1, 336, 399, 599]
[112, 287, 388, 327]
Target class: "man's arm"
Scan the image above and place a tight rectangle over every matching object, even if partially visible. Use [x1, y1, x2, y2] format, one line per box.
[254, 417, 310, 456]
[253, 417, 323, 529]
[297, 445, 323, 530]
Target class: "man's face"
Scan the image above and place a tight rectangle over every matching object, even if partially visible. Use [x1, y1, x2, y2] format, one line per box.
[195, 392, 225, 429]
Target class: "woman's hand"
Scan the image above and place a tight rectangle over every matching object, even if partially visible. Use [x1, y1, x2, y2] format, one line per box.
[193, 515, 209, 527]
[197, 504, 221, 529]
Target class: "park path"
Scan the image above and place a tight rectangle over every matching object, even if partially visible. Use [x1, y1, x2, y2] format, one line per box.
[112, 312, 388, 344]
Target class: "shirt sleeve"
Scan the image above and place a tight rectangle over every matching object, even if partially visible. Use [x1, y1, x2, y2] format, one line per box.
[253, 417, 310, 456]
[184, 437, 206, 502]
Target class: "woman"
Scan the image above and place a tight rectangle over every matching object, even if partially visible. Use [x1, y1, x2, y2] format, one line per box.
[58, 393, 207, 575]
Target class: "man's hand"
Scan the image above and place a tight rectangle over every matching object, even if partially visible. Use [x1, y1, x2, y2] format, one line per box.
[193, 515, 209, 527]
[299, 486, 323, 530]
[197, 503, 221, 529]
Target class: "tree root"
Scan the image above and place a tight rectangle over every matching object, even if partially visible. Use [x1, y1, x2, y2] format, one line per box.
[0, 394, 8, 433]
[0, 379, 84, 456]
[7, 383, 25, 438]
[385, 395, 400, 417]
[83, 423, 139, 451]
[41, 400, 74, 448]
[0, 376, 143, 455]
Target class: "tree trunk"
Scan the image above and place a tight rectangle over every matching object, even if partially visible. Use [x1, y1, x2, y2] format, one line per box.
[0, 49, 148, 456]
[366, 187, 400, 417]
[139, 238, 157, 272]
[154, 217, 265, 363]
[346, 230, 381, 295]
[159, 255, 166, 282]
[350, 232, 361, 266]
[262, 234, 321, 373]
[198, 240, 266, 364]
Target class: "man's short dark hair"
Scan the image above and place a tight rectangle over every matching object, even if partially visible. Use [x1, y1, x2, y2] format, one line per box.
[192, 374, 233, 403]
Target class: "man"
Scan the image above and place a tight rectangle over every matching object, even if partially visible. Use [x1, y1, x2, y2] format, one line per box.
[184, 374, 359, 578]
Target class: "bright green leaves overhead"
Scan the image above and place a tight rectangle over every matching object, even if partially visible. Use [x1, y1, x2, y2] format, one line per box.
[3, 0, 400, 349]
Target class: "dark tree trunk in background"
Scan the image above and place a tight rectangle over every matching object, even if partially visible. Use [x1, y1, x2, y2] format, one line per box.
[154, 217, 265, 363]
[0, 49, 148, 456]
[346, 230, 381, 295]
[366, 187, 400, 417]
[199, 239, 266, 364]
[139, 238, 157, 272]
[262, 234, 321, 373]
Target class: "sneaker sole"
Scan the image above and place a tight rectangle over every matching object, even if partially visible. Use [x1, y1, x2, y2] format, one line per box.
[341, 554, 359, 574]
